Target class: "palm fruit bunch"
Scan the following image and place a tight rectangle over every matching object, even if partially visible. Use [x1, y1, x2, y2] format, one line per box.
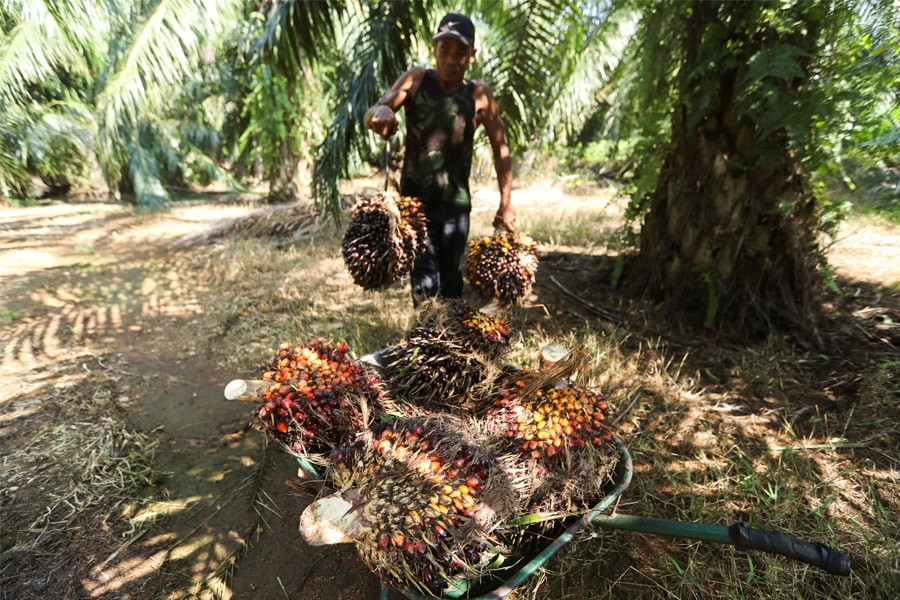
[306, 415, 519, 597]
[342, 191, 427, 290]
[255, 339, 383, 457]
[483, 347, 618, 513]
[416, 298, 511, 360]
[379, 299, 511, 413]
[466, 231, 538, 305]
[396, 193, 428, 264]
[486, 377, 614, 465]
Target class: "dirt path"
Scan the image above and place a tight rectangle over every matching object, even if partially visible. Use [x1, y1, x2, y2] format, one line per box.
[0, 200, 398, 599]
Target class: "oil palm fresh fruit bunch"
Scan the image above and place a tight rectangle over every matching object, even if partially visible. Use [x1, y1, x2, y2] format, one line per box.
[447, 298, 511, 359]
[466, 231, 538, 305]
[484, 347, 618, 513]
[300, 415, 519, 597]
[379, 299, 510, 413]
[486, 376, 614, 464]
[255, 339, 383, 456]
[342, 191, 426, 290]
[413, 298, 511, 360]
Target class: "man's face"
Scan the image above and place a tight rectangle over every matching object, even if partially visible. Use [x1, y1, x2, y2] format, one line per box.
[434, 39, 475, 85]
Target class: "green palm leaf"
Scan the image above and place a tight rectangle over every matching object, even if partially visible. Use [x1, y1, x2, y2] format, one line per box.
[93, 0, 243, 205]
[249, 0, 347, 73]
[312, 1, 429, 220]
[0, 0, 91, 105]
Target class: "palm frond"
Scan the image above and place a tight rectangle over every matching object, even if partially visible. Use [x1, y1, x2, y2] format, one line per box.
[97, 0, 232, 125]
[475, 0, 593, 150]
[126, 128, 169, 209]
[46, 0, 114, 72]
[28, 107, 92, 162]
[537, 2, 626, 147]
[0, 104, 32, 198]
[0, 93, 94, 198]
[312, 1, 430, 221]
[92, 0, 244, 206]
[0, 0, 91, 105]
[249, 0, 347, 74]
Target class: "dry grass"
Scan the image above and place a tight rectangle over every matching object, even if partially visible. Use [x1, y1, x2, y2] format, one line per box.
[0, 357, 159, 595]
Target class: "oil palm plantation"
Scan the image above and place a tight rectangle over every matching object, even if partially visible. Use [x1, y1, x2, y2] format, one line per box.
[252, 0, 895, 340]
[4, 0, 895, 339]
[0, 0, 245, 207]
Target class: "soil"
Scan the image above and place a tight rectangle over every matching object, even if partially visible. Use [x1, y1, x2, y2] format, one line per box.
[1, 188, 898, 600]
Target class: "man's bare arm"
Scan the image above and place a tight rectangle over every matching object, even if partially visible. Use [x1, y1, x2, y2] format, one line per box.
[474, 80, 516, 232]
[363, 68, 426, 139]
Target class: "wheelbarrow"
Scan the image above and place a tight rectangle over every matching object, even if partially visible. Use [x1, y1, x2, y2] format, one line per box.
[297, 435, 850, 600]
[344, 349, 852, 599]
[225, 342, 849, 599]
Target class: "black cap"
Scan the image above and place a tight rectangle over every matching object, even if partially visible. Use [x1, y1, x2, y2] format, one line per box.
[433, 13, 475, 47]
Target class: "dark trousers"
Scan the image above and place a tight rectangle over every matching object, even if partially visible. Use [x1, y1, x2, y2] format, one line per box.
[410, 207, 470, 306]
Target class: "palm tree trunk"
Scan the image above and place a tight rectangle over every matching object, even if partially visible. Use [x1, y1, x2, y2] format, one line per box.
[266, 130, 311, 205]
[637, 2, 821, 342]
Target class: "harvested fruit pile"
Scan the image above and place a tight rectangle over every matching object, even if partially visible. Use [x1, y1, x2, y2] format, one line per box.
[341, 191, 427, 290]
[254, 339, 383, 455]
[227, 304, 620, 598]
[466, 231, 539, 305]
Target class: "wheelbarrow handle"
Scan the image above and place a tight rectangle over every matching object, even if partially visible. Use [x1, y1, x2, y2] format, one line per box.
[592, 515, 851, 576]
[729, 522, 851, 576]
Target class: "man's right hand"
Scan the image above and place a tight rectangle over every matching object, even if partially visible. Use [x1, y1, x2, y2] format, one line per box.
[365, 105, 398, 139]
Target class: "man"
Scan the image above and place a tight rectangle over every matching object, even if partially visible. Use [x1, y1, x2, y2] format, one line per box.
[363, 13, 516, 304]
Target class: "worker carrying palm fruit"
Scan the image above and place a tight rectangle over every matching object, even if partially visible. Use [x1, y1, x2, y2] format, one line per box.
[364, 13, 517, 306]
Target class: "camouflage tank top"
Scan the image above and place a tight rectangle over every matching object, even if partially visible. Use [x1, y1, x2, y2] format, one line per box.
[400, 69, 476, 210]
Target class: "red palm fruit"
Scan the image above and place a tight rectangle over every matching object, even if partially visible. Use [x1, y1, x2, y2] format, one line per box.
[254, 338, 384, 456]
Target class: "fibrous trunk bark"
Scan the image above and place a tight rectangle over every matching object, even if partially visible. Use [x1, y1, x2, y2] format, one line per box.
[637, 2, 821, 343]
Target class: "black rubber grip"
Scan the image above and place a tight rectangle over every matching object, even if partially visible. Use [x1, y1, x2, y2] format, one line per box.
[728, 523, 851, 576]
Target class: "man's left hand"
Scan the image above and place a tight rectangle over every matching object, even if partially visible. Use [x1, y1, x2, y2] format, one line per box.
[492, 206, 516, 233]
